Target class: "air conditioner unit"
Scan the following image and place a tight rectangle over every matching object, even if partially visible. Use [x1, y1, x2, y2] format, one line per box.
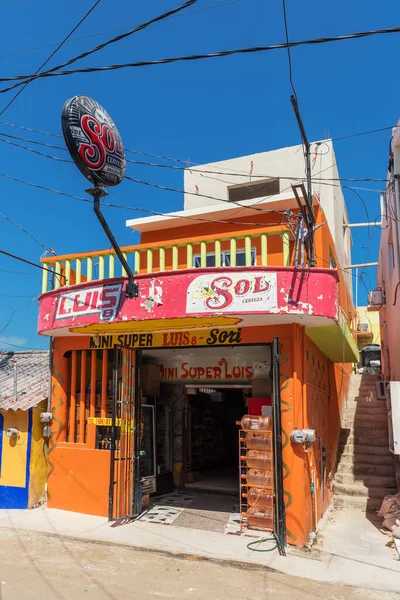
[368, 289, 385, 309]
[376, 381, 389, 400]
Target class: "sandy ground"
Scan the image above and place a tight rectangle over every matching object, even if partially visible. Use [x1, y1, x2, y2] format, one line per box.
[0, 528, 398, 600]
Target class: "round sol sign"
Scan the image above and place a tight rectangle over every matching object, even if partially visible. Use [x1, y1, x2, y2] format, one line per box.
[62, 96, 126, 187]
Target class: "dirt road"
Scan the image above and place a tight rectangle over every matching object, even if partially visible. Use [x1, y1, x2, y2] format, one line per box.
[0, 528, 398, 600]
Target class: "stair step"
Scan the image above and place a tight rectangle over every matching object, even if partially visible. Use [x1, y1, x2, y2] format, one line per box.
[334, 482, 397, 498]
[337, 462, 394, 476]
[337, 453, 394, 467]
[338, 443, 391, 456]
[341, 420, 388, 430]
[348, 396, 380, 402]
[332, 494, 383, 511]
[340, 434, 388, 446]
[343, 408, 387, 418]
[335, 472, 397, 487]
[343, 412, 387, 421]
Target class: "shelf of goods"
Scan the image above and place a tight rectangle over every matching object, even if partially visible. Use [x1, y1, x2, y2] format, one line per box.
[239, 415, 274, 532]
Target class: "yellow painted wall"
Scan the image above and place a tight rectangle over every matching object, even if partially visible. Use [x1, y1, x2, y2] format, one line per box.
[0, 410, 28, 488]
[357, 306, 381, 349]
[28, 400, 48, 508]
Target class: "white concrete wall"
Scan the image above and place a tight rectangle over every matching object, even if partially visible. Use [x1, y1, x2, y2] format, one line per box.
[184, 140, 352, 277]
[378, 120, 400, 381]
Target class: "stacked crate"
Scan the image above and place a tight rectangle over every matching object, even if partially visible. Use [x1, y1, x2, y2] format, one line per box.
[239, 415, 274, 532]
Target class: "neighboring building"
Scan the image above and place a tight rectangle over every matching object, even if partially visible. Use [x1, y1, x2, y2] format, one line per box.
[355, 306, 380, 352]
[38, 140, 360, 549]
[0, 351, 49, 508]
[376, 121, 400, 478]
[378, 121, 400, 382]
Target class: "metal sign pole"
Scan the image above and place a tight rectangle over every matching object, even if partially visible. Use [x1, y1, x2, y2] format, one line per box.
[87, 186, 138, 298]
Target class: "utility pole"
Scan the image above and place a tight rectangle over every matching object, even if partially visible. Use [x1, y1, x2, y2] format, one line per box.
[290, 95, 316, 267]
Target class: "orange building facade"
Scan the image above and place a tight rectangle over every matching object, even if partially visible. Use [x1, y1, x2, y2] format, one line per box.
[38, 178, 358, 548]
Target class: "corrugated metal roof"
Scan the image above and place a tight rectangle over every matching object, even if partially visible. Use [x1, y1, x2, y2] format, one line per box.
[0, 350, 49, 411]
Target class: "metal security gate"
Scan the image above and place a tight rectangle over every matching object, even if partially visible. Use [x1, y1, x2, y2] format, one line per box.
[272, 337, 287, 556]
[108, 347, 142, 523]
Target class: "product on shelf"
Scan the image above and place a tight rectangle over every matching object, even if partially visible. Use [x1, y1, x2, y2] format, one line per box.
[245, 450, 273, 470]
[246, 506, 274, 530]
[244, 468, 274, 488]
[246, 487, 273, 508]
[245, 431, 272, 450]
[241, 415, 271, 432]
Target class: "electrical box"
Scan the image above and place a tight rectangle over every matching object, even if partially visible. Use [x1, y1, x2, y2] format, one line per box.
[6, 428, 19, 439]
[290, 428, 316, 446]
[40, 412, 52, 423]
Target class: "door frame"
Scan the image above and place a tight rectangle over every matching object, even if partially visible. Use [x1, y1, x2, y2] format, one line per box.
[272, 337, 287, 556]
[108, 347, 142, 522]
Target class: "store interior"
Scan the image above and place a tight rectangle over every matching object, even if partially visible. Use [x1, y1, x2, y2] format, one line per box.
[185, 387, 249, 495]
[141, 345, 272, 502]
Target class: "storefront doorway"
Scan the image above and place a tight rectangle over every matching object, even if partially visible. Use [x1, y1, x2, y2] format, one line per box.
[185, 387, 249, 496]
[108, 339, 286, 554]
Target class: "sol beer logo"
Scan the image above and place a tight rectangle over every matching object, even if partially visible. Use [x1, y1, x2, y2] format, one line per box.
[186, 271, 277, 313]
[62, 96, 126, 187]
[55, 283, 123, 322]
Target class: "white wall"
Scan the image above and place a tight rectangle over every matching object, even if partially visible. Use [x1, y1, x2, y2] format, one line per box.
[184, 140, 352, 277]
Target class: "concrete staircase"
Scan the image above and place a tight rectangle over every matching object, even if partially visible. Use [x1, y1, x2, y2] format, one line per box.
[334, 374, 397, 512]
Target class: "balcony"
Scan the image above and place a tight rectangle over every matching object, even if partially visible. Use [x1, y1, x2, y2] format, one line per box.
[41, 227, 292, 293]
[38, 227, 358, 362]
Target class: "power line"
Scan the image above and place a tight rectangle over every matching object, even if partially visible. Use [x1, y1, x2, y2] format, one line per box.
[0, 136, 72, 162]
[0, 209, 53, 250]
[0, 0, 244, 60]
[0, 297, 37, 337]
[126, 156, 388, 183]
[0, 0, 102, 116]
[0, 0, 199, 94]
[0, 117, 398, 151]
[330, 125, 397, 142]
[0, 129, 388, 184]
[0, 120, 63, 138]
[0, 249, 64, 279]
[2, 25, 400, 92]
[0, 267, 36, 275]
[0, 171, 290, 227]
[281, 0, 297, 99]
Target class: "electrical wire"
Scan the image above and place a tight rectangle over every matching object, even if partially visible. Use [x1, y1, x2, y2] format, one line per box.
[0, 0, 102, 116]
[0, 118, 398, 147]
[0, 0, 199, 94]
[0, 0, 245, 61]
[0, 267, 36, 275]
[0, 171, 290, 227]
[0, 297, 38, 337]
[1, 25, 400, 92]
[0, 136, 72, 162]
[281, 0, 297, 99]
[0, 129, 388, 188]
[0, 209, 52, 251]
[0, 249, 64, 279]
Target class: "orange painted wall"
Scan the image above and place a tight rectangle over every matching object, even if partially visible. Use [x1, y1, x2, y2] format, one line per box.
[47, 445, 110, 517]
[48, 324, 350, 544]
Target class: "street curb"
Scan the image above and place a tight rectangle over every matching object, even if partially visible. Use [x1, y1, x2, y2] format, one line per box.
[0, 524, 278, 573]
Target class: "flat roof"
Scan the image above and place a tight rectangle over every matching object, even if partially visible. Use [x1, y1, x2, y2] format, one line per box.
[126, 190, 316, 233]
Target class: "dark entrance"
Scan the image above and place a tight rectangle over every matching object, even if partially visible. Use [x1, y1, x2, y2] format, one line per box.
[185, 387, 248, 495]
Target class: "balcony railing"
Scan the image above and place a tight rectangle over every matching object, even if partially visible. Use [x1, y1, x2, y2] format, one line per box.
[41, 228, 292, 294]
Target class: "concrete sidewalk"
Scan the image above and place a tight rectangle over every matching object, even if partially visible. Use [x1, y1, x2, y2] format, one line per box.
[0, 505, 399, 593]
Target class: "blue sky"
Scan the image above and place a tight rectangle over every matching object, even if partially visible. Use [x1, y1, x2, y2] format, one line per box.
[0, 0, 398, 349]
